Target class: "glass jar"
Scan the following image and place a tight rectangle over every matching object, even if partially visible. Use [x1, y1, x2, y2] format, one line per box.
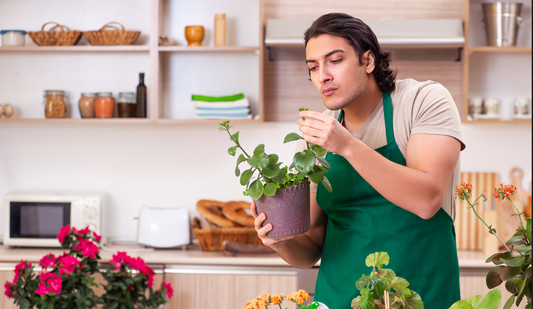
[117, 92, 137, 118]
[94, 92, 115, 118]
[78, 93, 96, 118]
[44, 90, 67, 118]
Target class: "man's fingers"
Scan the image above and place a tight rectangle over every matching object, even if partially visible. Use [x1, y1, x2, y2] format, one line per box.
[250, 202, 258, 218]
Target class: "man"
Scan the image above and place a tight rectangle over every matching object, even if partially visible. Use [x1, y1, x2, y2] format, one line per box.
[251, 13, 465, 309]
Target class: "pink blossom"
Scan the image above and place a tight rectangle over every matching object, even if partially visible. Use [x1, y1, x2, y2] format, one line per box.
[93, 231, 102, 242]
[109, 251, 132, 272]
[73, 226, 90, 239]
[47, 275, 62, 294]
[4, 281, 13, 298]
[36, 273, 62, 296]
[39, 272, 54, 281]
[73, 239, 99, 259]
[35, 281, 49, 296]
[58, 256, 80, 275]
[14, 260, 31, 282]
[162, 281, 173, 299]
[39, 254, 56, 269]
[57, 225, 71, 244]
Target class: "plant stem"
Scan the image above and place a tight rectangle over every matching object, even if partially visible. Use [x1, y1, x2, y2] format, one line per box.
[508, 198, 529, 245]
[467, 198, 512, 252]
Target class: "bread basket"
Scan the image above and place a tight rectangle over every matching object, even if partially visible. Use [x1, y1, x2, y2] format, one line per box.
[193, 225, 263, 251]
[27, 22, 82, 46]
[83, 22, 140, 45]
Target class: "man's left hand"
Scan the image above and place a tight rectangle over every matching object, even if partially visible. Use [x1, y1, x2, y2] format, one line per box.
[297, 111, 354, 156]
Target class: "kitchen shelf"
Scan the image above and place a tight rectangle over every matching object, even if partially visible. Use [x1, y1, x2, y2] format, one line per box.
[155, 118, 260, 124]
[0, 46, 150, 52]
[468, 46, 532, 53]
[0, 118, 152, 124]
[158, 46, 260, 53]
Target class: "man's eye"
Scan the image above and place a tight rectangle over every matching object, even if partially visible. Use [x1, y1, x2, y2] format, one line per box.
[331, 59, 341, 64]
[308, 66, 318, 72]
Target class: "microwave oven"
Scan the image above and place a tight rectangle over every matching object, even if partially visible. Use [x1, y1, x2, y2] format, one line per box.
[3, 192, 105, 247]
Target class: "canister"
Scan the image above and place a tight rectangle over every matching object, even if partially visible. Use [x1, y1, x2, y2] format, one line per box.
[43, 90, 67, 118]
[1, 30, 26, 46]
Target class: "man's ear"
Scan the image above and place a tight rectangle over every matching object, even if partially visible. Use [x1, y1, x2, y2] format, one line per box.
[363, 50, 376, 74]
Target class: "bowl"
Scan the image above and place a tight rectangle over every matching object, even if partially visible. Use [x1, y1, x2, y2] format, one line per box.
[185, 26, 204, 46]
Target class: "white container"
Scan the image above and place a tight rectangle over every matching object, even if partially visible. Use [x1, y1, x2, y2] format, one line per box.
[1, 30, 26, 46]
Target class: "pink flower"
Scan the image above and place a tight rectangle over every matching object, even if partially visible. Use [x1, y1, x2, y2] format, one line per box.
[47, 275, 62, 294]
[39, 272, 54, 281]
[58, 256, 80, 275]
[162, 281, 173, 299]
[39, 254, 56, 269]
[35, 281, 49, 296]
[36, 273, 62, 296]
[14, 260, 32, 282]
[73, 226, 90, 239]
[73, 239, 99, 259]
[93, 231, 102, 242]
[4, 281, 13, 298]
[57, 225, 71, 244]
[109, 251, 132, 272]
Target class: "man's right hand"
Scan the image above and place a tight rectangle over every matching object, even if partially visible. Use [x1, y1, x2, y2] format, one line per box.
[251, 202, 294, 247]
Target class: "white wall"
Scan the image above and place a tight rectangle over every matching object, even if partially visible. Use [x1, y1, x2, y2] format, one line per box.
[0, 120, 530, 242]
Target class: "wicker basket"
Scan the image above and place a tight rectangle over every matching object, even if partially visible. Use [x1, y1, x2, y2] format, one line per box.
[27, 22, 82, 46]
[193, 227, 263, 251]
[83, 22, 140, 45]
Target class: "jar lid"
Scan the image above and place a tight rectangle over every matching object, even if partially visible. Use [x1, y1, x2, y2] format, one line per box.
[119, 92, 135, 96]
[96, 92, 113, 97]
[0, 30, 27, 35]
[81, 92, 96, 97]
[44, 90, 65, 95]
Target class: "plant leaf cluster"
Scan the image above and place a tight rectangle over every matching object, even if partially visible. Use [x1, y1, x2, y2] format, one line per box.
[351, 252, 423, 309]
[219, 118, 332, 200]
[449, 289, 501, 309]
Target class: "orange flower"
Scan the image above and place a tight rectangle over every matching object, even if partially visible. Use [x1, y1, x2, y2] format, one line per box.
[287, 289, 310, 305]
[454, 182, 472, 200]
[271, 293, 285, 305]
[494, 183, 517, 201]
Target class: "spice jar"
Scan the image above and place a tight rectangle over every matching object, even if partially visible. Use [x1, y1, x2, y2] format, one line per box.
[44, 90, 67, 118]
[94, 92, 115, 118]
[78, 93, 96, 118]
[117, 92, 137, 118]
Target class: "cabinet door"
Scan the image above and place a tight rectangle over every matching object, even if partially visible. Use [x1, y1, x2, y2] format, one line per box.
[460, 275, 526, 309]
[0, 270, 18, 309]
[164, 265, 297, 309]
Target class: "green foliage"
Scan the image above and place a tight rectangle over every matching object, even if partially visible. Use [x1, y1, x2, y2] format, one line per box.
[351, 252, 424, 309]
[449, 289, 501, 309]
[218, 111, 333, 201]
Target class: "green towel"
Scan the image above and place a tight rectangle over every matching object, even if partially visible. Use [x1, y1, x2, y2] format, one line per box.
[191, 93, 245, 102]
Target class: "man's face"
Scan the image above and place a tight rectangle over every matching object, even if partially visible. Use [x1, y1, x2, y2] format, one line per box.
[305, 34, 371, 110]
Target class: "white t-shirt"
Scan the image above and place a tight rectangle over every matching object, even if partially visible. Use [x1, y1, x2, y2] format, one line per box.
[296, 78, 465, 221]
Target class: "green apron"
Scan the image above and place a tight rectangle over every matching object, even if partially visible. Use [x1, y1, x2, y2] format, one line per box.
[315, 92, 460, 309]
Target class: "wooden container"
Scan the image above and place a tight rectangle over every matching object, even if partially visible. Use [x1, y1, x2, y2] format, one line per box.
[27, 22, 82, 46]
[83, 22, 140, 46]
[193, 226, 262, 251]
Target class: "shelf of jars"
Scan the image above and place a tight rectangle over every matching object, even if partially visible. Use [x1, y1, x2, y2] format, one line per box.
[0, 46, 150, 52]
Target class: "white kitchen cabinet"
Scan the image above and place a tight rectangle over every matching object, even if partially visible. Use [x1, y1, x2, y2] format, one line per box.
[0, 0, 264, 123]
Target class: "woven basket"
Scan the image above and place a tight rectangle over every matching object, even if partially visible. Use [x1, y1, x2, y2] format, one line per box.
[83, 22, 140, 45]
[193, 227, 263, 251]
[27, 22, 82, 46]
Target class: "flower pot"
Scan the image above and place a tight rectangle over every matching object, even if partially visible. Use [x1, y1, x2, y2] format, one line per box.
[254, 182, 310, 239]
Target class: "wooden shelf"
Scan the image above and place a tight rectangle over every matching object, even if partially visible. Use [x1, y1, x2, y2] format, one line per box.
[0, 118, 152, 124]
[155, 118, 260, 124]
[0, 46, 150, 52]
[158, 46, 260, 53]
[468, 46, 532, 53]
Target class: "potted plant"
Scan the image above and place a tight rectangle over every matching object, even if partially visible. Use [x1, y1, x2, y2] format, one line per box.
[4, 225, 174, 309]
[218, 110, 332, 239]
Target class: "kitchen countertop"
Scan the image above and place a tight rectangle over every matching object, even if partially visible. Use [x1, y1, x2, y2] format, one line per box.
[0, 244, 494, 269]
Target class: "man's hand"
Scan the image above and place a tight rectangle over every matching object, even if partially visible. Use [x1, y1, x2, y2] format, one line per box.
[297, 111, 354, 156]
[250, 202, 294, 247]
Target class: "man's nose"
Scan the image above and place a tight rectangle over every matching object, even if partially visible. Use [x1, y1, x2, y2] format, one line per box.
[319, 67, 332, 84]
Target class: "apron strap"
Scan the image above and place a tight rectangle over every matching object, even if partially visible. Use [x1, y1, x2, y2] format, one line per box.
[382, 92, 395, 145]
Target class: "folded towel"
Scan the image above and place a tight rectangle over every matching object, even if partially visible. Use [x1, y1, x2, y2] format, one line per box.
[196, 114, 252, 120]
[193, 98, 249, 109]
[196, 106, 249, 111]
[195, 108, 250, 115]
[192, 93, 245, 102]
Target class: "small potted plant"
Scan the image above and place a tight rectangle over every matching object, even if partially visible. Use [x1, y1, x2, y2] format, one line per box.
[218, 110, 332, 239]
[4, 225, 174, 309]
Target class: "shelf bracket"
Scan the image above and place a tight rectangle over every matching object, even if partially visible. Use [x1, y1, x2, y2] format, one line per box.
[455, 47, 463, 62]
[267, 46, 275, 61]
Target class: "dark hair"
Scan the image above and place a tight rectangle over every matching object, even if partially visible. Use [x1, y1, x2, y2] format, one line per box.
[304, 13, 396, 93]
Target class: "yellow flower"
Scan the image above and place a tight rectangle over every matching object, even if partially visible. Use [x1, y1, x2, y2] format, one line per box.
[287, 290, 310, 305]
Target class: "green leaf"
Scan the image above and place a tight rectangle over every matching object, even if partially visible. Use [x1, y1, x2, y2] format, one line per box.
[404, 291, 424, 309]
[449, 295, 481, 309]
[230, 131, 239, 143]
[253, 144, 265, 156]
[19, 298, 31, 309]
[503, 295, 515, 309]
[264, 182, 277, 196]
[500, 266, 521, 281]
[307, 166, 324, 183]
[477, 288, 501, 309]
[365, 252, 390, 268]
[507, 236, 526, 246]
[240, 169, 253, 186]
[492, 252, 513, 265]
[249, 180, 264, 200]
[312, 145, 326, 157]
[486, 266, 504, 288]
[293, 151, 315, 175]
[321, 175, 333, 193]
[389, 276, 409, 292]
[504, 255, 526, 267]
[358, 288, 375, 309]
[263, 154, 281, 178]
[271, 167, 288, 184]
[284, 132, 303, 143]
[317, 156, 331, 169]
[248, 153, 270, 169]
[505, 277, 523, 294]
[378, 268, 396, 287]
[235, 165, 241, 177]
[228, 145, 237, 156]
[517, 245, 531, 255]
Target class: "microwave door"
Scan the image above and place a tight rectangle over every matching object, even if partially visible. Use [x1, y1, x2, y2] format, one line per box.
[9, 202, 70, 246]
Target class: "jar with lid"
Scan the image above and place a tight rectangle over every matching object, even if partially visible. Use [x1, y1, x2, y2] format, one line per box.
[117, 92, 137, 118]
[78, 93, 96, 118]
[94, 92, 115, 118]
[43, 90, 67, 118]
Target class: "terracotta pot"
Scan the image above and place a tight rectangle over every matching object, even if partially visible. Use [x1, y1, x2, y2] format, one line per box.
[254, 182, 310, 239]
[185, 26, 204, 46]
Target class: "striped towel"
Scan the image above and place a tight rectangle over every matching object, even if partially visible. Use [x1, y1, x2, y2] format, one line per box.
[192, 93, 251, 119]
